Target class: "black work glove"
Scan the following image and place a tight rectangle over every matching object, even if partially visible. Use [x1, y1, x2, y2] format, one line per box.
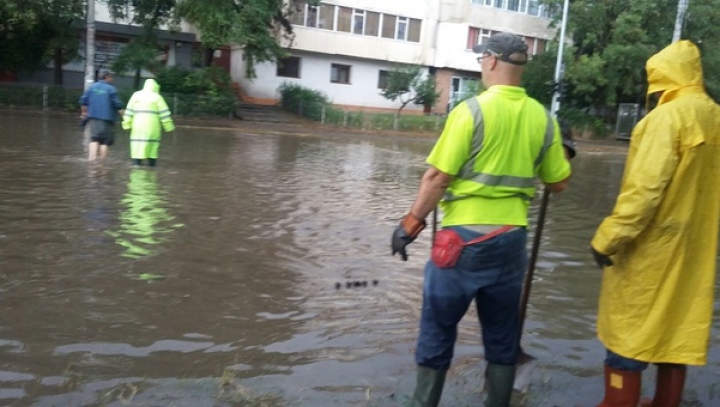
[563, 136, 576, 159]
[391, 213, 426, 261]
[591, 246, 613, 268]
[559, 119, 576, 159]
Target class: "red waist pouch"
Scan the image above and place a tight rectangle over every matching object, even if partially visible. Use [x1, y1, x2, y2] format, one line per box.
[431, 226, 514, 268]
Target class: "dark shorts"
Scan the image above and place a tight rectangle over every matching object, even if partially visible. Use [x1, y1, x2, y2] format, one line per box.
[88, 119, 115, 146]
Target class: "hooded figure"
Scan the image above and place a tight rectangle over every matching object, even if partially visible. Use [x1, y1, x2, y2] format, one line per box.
[592, 40, 720, 406]
[122, 79, 175, 166]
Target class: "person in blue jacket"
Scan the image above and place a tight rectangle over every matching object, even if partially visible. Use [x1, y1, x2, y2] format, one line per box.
[79, 70, 124, 161]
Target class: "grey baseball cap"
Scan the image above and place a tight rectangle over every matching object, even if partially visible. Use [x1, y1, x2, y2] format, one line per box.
[473, 32, 528, 66]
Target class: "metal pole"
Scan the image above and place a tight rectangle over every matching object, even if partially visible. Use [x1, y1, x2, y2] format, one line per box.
[84, 0, 95, 91]
[672, 0, 689, 42]
[550, 0, 570, 116]
[43, 86, 48, 110]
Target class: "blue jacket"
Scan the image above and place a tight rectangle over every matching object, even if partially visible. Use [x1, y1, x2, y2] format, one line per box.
[79, 80, 124, 121]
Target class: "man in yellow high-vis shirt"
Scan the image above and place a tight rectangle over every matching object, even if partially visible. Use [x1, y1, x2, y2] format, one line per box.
[391, 33, 572, 407]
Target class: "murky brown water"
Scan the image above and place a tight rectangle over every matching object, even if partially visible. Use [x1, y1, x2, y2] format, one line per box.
[1, 111, 718, 406]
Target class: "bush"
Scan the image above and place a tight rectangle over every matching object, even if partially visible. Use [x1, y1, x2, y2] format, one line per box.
[277, 82, 330, 120]
[559, 107, 611, 139]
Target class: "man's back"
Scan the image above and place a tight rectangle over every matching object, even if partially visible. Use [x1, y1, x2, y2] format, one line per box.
[80, 80, 122, 121]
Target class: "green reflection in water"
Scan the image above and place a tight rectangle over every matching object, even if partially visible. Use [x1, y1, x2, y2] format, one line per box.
[106, 169, 183, 259]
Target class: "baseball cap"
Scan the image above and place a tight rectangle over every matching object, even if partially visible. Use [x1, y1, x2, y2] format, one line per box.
[472, 32, 528, 66]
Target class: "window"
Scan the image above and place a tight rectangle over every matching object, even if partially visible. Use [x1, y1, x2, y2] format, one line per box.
[524, 37, 535, 54]
[536, 38, 546, 54]
[288, 5, 420, 42]
[382, 14, 396, 38]
[507, 0, 519, 12]
[290, 2, 305, 25]
[378, 70, 389, 89]
[467, 27, 495, 49]
[319, 5, 335, 30]
[528, 0, 539, 15]
[331, 64, 351, 84]
[408, 18, 421, 42]
[277, 57, 301, 78]
[95, 41, 125, 67]
[353, 10, 365, 35]
[337, 6, 352, 32]
[365, 11, 380, 36]
[307, 6, 318, 27]
[494, 0, 504, 8]
[396, 16, 408, 40]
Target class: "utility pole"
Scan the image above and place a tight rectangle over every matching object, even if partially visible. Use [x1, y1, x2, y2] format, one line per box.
[550, 0, 570, 116]
[672, 0, 689, 42]
[84, 0, 96, 91]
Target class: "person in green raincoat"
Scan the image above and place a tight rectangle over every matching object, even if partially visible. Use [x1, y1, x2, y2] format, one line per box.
[122, 78, 175, 166]
[591, 40, 720, 407]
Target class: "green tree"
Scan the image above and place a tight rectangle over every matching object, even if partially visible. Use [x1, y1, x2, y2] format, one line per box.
[173, 0, 319, 76]
[0, 0, 83, 82]
[537, 0, 720, 123]
[522, 44, 559, 107]
[381, 64, 440, 118]
[107, 0, 175, 89]
[43, 0, 84, 84]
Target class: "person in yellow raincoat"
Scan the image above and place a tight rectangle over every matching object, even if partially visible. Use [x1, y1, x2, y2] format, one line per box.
[591, 40, 720, 407]
[122, 78, 175, 167]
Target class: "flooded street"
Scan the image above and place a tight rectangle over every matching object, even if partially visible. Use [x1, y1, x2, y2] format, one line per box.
[1, 111, 719, 406]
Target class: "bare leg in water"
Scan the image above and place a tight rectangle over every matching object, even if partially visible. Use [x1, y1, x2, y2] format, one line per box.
[88, 141, 99, 161]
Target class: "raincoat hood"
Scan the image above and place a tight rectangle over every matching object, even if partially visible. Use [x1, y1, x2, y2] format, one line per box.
[143, 78, 160, 93]
[646, 40, 704, 104]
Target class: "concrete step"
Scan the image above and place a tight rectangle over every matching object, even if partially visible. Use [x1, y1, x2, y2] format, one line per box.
[235, 103, 304, 123]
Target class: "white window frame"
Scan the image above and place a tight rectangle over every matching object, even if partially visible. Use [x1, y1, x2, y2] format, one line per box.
[306, 5, 319, 27]
[519, 0, 528, 13]
[478, 28, 493, 45]
[318, 4, 335, 30]
[353, 9, 365, 35]
[396, 16, 408, 41]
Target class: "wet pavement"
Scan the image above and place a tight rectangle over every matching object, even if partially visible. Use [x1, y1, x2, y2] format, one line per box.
[0, 110, 718, 406]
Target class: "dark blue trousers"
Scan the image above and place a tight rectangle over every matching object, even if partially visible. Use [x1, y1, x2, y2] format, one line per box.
[415, 226, 527, 370]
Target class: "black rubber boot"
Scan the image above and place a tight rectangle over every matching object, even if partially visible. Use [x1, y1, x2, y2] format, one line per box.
[407, 365, 446, 407]
[484, 363, 516, 407]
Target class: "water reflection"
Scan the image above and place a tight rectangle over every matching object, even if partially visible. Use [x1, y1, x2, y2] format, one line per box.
[107, 169, 182, 259]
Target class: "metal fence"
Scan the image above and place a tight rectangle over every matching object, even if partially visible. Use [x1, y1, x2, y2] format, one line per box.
[0, 83, 238, 118]
[286, 101, 447, 133]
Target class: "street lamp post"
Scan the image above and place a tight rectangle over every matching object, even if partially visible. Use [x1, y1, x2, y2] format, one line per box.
[550, 0, 570, 116]
[84, 0, 96, 91]
[672, 0, 689, 42]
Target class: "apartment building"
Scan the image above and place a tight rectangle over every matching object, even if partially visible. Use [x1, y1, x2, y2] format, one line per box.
[231, 0, 557, 114]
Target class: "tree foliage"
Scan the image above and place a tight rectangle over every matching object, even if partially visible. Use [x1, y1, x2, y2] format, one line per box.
[380, 65, 440, 117]
[0, 0, 83, 81]
[531, 0, 720, 123]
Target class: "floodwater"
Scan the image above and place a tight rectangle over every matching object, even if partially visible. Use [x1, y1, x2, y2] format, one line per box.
[0, 110, 718, 407]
